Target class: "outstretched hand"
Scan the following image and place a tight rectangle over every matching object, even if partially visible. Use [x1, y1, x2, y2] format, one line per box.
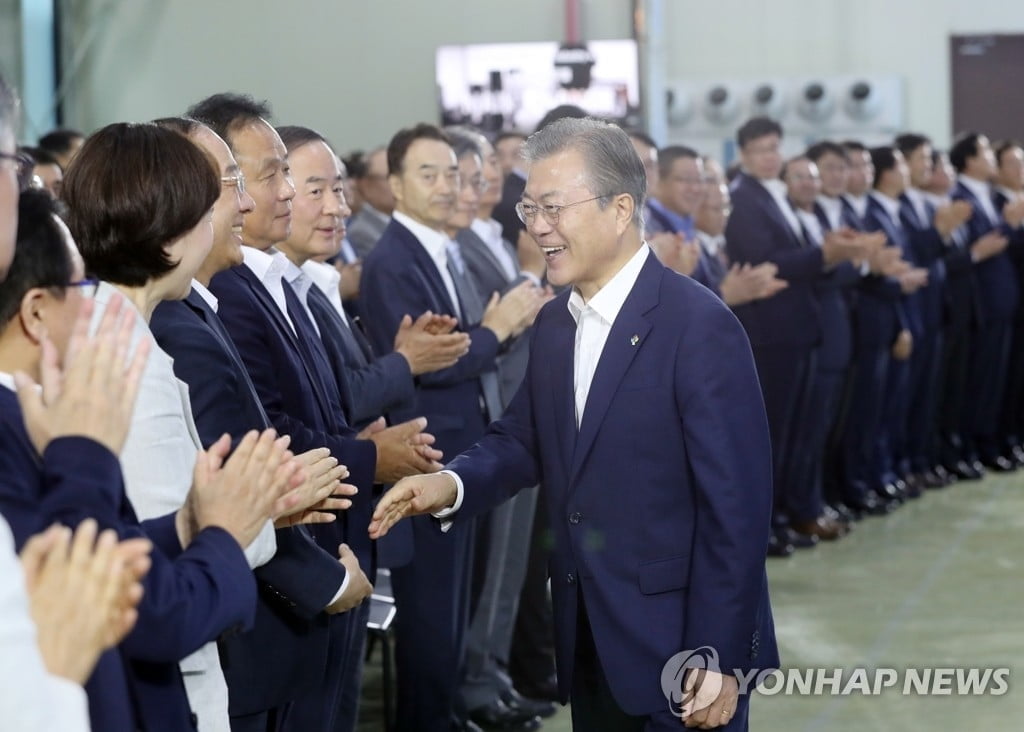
[368, 472, 459, 539]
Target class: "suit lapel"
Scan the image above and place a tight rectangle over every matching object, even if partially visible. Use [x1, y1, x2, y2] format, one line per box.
[569, 254, 661, 483]
[543, 301, 578, 481]
[393, 223, 462, 318]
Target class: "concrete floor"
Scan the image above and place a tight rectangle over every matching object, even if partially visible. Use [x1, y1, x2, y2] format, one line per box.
[360, 470, 1024, 731]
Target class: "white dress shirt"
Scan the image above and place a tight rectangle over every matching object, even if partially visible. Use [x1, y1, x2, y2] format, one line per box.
[438, 244, 652, 519]
[0, 514, 90, 732]
[696, 231, 725, 259]
[958, 174, 999, 226]
[759, 178, 803, 239]
[471, 217, 519, 281]
[93, 282, 275, 732]
[302, 260, 349, 324]
[843, 193, 870, 221]
[870, 190, 903, 228]
[191, 278, 219, 312]
[394, 210, 462, 319]
[795, 208, 824, 247]
[815, 195, 843, 231]
[903, 187, 931, 228]
[242, 246, 295, 333]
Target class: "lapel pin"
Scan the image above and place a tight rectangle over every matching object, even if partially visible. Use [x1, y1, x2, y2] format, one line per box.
[630, 334, 639, 346]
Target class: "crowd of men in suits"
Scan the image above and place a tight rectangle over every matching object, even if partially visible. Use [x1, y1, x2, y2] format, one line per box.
[629, 117, 1024, 558]
[1, 60, 1022, 732]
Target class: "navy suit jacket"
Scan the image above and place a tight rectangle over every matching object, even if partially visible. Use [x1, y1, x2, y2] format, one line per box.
[209, 264, 377, 575]
[305, 285, 415, 429]
[898, 194, 948, 332]
[993, 189, 1024, 320]
[809, 203, 860, 372]
[446, 252, 779, 715]
[0, 388, 255, 732]
[725, 171, 822, 347]
[952, 180, 1019, 323]
[359, 219, 500, 457]
[864, 196, 923, 341]
[150, 292, 349, 715]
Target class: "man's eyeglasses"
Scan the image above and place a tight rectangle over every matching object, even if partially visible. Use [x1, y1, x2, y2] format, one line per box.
[515, 195, 605, 226]
[221, 173, 246, 195]
[66, 278, 99, 298]
[1, 151, 36, 191]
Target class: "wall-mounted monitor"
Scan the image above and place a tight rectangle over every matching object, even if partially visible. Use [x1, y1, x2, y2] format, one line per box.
[436, 39, 640, 134]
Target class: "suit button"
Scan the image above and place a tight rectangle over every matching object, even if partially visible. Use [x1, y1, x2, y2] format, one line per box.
[569, 512, 582, 525]
[567, 572, 576, 585]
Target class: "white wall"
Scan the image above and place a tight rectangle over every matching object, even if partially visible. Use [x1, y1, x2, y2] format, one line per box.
[661, 0, 1024, 147]
[60, 0, 633, 150]
[58, 0, 1024, 151]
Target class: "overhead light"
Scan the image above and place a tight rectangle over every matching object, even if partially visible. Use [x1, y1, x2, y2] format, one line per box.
[704, 84, 739, 125]
[751, 83, 785, 119]
[796, 81, 834, 123]
[844, 80, 880, 121]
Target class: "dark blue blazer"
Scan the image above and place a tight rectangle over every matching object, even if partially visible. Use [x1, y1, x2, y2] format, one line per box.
[446, 252, 779, 715]
[952, 180, 1019, 323]
[305, 285, 415, 429]
[725, 171, 822, 347]
[992, 188, 1024, 321]
[864, 196, 923, 341]
[359, 219, 501, 458]
[0, 388, 255, 732]
[898, 194, 948, 332]
[810, 203, 860, 371]
[209, 264, 377, 575]
[150, 292, 350, 715]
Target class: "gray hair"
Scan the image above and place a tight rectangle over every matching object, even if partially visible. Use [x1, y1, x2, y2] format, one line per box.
[522, 117, 646, 227]
[444, 126, 486, 161]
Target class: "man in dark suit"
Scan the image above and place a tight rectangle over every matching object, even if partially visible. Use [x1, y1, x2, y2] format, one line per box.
[148, 118, 368, 732]
[359, 123, 540, 731]
[370, 117, 779, 731]
[347, 147, 394, 258]
[725, 118, 866, 555]
[187, 93, 437, 732]
[992, 140, 1024, 464]
[949, 132, 1023, 471]
[0, 189, 296, 732]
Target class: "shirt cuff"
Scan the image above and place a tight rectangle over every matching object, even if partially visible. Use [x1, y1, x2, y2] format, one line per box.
[327, 572, 350, 609]
[859, 260, 871, 276]
[432, 470, 464, 532]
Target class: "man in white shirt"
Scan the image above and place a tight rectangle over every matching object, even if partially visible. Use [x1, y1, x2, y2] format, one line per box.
[369, 117, 779, 732]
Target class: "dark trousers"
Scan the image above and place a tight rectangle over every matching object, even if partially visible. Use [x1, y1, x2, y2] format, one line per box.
[878, 351, 912, 484]
[999, 317, 1024, 449]
[964, 319, 1012, 461]
[794, 368, 848, 512]
[231, 708, 287, 732]
[334, 601, 370, 732]
[751, 345, 816, 526]
[509, 494, 557, 692]
[841, 344, 890, 504]
[571, 588, 750, 732]
[281, 614, 352, 732]
[391, 515, 475, 732]
[906, 329, 944, 473]
[939, 320, 972, 466]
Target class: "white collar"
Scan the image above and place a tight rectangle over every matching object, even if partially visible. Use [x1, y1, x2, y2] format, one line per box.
[843, 193, 869, 219]
[0, 371, 13, 392]
[301, 259, 340, 295]
[283, 259, 313, 300]
[471, 217, 504, 247]
[393, 210, 450, 268]
[815, 195, 842, 230]
[242, 246, 290, 284]
[870, 190, 903, 222]
[696, 230, 724, 256]
[996, 185, 1022, 202]
[568, 244, 650, 325]
[191, 279, 218, 313]
[957, 174, 991, 202]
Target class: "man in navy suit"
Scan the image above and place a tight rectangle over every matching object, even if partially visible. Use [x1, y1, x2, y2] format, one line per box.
[359, 123, 540, 731]
[724, 118, 867, 555]
[148, 117, 369, 732]
[369, 117, 779, 731]
[187, 94, 439, 732]
[949, 132, 1023, 471]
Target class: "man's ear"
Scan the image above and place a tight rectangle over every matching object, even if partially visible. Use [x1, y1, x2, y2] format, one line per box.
[615, 193, 636, 237]
[18, 288, 49, 345]
[388, 173, 404, 206]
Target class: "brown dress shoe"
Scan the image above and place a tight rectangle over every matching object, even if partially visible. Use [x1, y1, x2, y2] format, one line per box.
[790, 515, 850, 541]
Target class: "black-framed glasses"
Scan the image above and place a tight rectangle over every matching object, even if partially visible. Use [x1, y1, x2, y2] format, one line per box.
[221, 173, 246, 195]
[0, 151, 36, 191]
[66, 278, 99, 298]
[515, 195, 606, 226]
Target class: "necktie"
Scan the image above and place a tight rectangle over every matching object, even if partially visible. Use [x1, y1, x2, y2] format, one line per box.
[446, 240, 504, 420]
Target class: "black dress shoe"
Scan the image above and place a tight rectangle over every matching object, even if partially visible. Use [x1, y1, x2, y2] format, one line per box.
[878, 482, 905, 503]
[515, 675, 559, 703]
[932, 464, 954, 484]
[502, 688, 557, 719]
[469, 699, 541, 731]
[780, 527, 818, 549]
[983, 455, 1016, 472]
[922, 469, 948, 489]
[948, 460, 984, 481]
[846, 494, 894, 516]
[902, 475, 924, 499]
[767, 533, 794, 557]
[829, 502, 862, 522]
